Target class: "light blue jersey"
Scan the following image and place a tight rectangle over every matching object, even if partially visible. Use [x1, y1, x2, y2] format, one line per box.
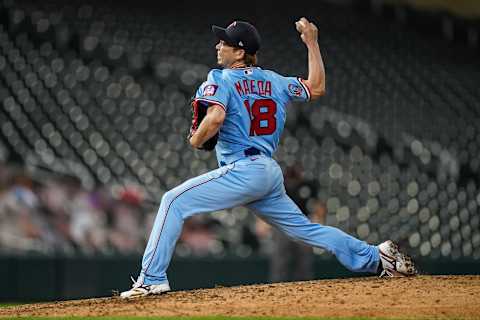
[194, 67, 311, 165]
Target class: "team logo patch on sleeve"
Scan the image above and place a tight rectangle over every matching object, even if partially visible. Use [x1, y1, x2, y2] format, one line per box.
[203, 84, 218, 96]
[288, 83, 303, 97]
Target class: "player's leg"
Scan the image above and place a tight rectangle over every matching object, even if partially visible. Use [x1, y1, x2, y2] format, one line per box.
[122, 166, 240, 298]
[131, 158, 274, 292]
[248, 192, 380, 274]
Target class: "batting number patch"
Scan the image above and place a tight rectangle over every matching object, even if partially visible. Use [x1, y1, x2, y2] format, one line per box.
[203, 84, 218, 96]
[288, 83, 303, 97]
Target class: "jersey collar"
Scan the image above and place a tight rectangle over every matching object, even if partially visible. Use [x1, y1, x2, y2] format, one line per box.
[229, 66, 261, 70]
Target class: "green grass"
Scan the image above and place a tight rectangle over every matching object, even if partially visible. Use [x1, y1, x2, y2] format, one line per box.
[0, 303, 23, 307]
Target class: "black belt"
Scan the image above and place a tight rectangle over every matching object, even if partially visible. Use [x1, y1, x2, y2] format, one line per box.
[244, 147, 261, 156]
[220, 147, 261, 167]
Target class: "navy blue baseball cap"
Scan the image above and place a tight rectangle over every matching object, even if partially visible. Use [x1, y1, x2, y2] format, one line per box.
[212, 21, 261, 55]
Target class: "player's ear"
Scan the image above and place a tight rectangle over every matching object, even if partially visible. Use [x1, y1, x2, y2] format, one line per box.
[234, 48, 246, 62]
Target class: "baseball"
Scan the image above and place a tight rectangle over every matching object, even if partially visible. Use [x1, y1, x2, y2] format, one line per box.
[296, 20, 306, 32]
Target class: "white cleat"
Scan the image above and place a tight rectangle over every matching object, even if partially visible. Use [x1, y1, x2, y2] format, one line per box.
[378, 240, 417, 277]
[120, 277, 171, 299]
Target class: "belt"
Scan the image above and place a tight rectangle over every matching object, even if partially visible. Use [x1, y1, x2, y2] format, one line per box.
[243, 147, 261, 156]
[220, 147, 261, 166]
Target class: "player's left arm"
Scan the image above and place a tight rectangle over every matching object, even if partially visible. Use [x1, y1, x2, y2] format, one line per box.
[189, 105, 226, 148]
[296, 17, 326, 100]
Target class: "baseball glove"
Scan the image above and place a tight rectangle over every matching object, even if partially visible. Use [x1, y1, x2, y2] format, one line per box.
[187, 98, 218, 151]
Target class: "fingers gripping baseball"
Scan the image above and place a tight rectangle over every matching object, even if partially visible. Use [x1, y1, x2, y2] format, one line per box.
[295, 17, 318, 45]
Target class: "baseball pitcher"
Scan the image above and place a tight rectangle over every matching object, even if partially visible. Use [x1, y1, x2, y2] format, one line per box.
[121, 18, 417, 298]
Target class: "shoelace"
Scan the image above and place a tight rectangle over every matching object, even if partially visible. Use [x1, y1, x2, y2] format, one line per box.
[130, 276, 150, 289]
[379, 269, 394, 278]
[130, 276, 137, 287]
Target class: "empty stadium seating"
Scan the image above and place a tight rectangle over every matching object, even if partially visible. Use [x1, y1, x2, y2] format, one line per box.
[0, 0, 479, 260]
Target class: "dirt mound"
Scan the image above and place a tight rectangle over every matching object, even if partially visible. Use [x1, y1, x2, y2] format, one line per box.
[1, 275, 479, 319]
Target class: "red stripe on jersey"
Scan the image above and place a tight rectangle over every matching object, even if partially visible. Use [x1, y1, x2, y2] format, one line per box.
[297, 78, 312, 101]
[194, 98, 227, 112]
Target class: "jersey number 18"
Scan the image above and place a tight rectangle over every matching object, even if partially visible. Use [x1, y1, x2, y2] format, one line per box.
[244, 99, 277, 136]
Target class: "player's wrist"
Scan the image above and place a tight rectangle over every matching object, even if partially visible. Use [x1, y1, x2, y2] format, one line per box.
[189, 134, 200, 148]
[305, 40, 319, 49]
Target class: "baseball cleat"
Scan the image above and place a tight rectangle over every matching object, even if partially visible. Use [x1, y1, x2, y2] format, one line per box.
[378, 240, 417, 277]
[120, 277, 171, 299]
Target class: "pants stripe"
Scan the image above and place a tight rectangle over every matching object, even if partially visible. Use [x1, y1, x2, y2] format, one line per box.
[142, 165, 234, 278]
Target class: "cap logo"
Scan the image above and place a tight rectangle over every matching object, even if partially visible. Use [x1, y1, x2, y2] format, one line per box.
[228, 21, 237, 28]
[238, 41, 244, 47]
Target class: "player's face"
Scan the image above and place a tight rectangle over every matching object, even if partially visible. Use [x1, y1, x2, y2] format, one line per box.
[215, 40, 243, 67]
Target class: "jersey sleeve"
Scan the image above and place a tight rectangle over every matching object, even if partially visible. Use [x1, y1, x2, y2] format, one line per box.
[194, 70, 229, 111]
[282, 76, 311, 102]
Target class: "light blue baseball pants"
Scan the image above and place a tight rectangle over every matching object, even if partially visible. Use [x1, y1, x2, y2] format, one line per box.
[136, 155, 380, 286]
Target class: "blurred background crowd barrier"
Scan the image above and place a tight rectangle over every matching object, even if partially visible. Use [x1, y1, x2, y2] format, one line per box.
[0, 0, 479, 301]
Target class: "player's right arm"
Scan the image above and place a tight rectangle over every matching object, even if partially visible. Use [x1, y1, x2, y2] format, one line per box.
[295, 17, 326, 100]
[188, 69, 229, 150]
[189, 105, 225, 148]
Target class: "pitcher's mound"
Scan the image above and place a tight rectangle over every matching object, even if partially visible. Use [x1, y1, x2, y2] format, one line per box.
[2, 275, 479, 319]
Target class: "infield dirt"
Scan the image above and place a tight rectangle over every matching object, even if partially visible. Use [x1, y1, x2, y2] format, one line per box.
[1, 275, 479, 319]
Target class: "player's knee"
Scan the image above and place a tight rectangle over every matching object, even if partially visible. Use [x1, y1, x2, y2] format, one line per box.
[161, 190, 187, 218]
[161, 190, 176, 206]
